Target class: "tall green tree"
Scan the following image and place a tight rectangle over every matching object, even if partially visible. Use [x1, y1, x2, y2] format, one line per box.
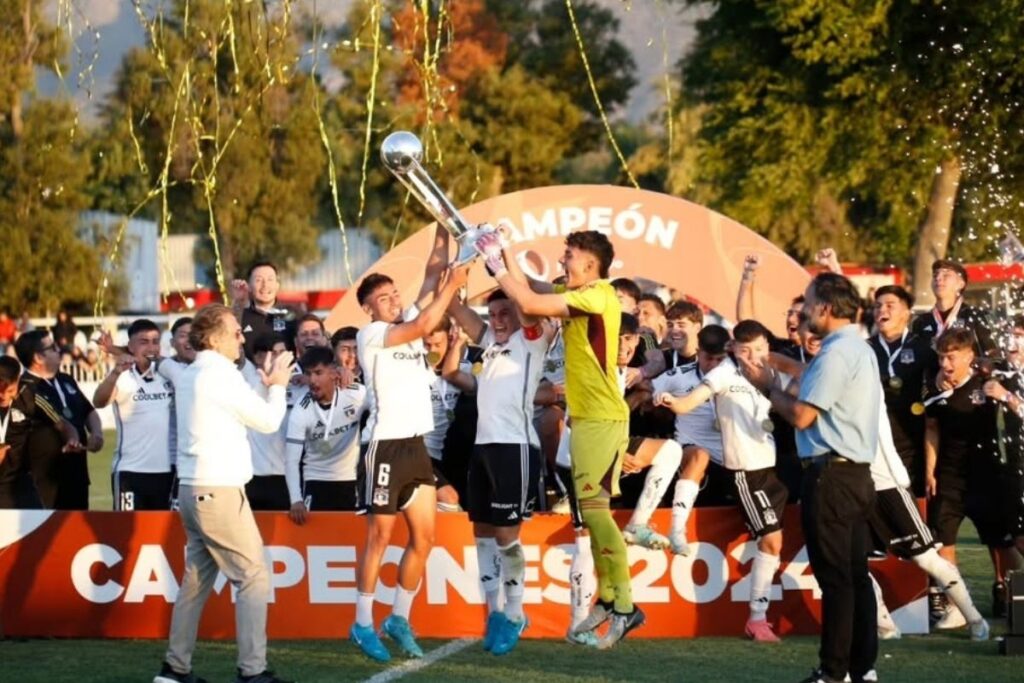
[678, 0, 1024, 304]
[0, 1, 100, 314]
[319, 0, 583, 248]
[93, 0, 327, 284]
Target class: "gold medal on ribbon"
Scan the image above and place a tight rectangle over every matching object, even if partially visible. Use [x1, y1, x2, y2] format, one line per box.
[910, 402, 926, 416]
[889, 376, 903, 390]
[761, 418, 775, 433]
[472, 362, 483, 376]
[426, 351, 441, 367]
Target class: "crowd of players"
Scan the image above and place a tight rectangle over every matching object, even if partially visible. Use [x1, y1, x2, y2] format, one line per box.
[2, 229, 1023, 671]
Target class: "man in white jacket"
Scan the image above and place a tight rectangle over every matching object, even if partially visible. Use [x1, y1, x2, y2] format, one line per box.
[154, 303, 294, 683]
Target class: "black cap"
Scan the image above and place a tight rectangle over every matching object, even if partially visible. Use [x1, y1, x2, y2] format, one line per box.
[931, 258, 968, 283]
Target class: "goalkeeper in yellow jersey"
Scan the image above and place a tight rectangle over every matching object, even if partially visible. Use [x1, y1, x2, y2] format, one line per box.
[475, 227, 642, 649]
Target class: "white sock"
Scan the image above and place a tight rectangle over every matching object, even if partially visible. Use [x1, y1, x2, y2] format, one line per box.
[498, 540, 526, 623]
[914, 548, 983, 623]
[475, 537, 501, 613]
[629, 441, 683, 528]
[671, 479, 699, 539]
[870, 573, 896, 629]
[570, 533, 596, 629]
[392, 584, 418, 620]
[356, 592, 375, 628]
[748, 551, 780, 621]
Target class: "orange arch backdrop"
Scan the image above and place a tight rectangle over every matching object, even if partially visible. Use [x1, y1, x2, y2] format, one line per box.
[326, 185, 810, 335]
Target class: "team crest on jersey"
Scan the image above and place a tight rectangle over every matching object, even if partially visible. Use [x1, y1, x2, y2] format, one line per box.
[970, 389, 985, 405]
[344, 405, 357, 417]
[900, 349, 915, 364]
[10, 408, 25, 423]
[163, 380, 173, 391]
[373, 487, 389, 506]
[272, 318, 286, 332]
[65, 384, 77, 395]
[763, 508, 778, 526]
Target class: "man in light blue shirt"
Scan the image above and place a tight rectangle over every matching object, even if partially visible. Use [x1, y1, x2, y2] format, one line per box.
[741, 272, 879, 683]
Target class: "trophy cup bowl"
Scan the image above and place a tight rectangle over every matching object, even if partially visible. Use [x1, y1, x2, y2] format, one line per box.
[380, 131, 494, 266]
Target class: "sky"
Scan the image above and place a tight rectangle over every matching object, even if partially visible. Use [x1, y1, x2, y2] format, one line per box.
[37, 0, 701, 125]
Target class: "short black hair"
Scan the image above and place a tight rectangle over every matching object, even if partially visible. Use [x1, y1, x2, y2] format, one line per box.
[620, 313, 639, 336]
[732, 319, 772, 344]
[253, 332, 285, 355]
[331, 326, 359, 348]
[127, 318, 160, 338]
[486, 289, 509, 305]
[610, 278, 642, 303]
[171, 317, 193, 335]
[698, 324, 730, 355]
[565, 230, 614, 279]
[1012, 315, 1024, 332]
[247, 261, 279, 280]
[0, 356, 21, 386]
[874, 285, 914, 310]
[301, 345, 336, 370]
[809, 273, 861, 321]
[791, 295, 805, 307]
[638, 293, 666, 316]
[356, 273, 394, 306]
[15, 330, 50, 368]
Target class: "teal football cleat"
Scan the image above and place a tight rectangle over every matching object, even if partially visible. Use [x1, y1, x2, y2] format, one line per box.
[350, 622, 391, 662]
[382, 615, 425, 658]
[491, 615, 528, 656]
[483, 611, 509, 652]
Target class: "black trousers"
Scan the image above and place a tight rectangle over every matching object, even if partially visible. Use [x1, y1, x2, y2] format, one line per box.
[801, 460, 877, 682]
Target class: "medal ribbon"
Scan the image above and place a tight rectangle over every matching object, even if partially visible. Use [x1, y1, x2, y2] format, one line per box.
[312, 388, 338, 441]
[883, 329, 909, 378]
[932, 297, 963, 337]
[0, 407, 10, 443]
[45, 377, 69, 414]
[922, 373, 973, 408]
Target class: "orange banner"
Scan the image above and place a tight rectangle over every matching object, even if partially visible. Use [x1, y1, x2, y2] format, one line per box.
[0, 508, 926, 639]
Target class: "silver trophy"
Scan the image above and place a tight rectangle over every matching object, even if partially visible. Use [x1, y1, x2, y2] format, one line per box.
[380, 131, 494, 265]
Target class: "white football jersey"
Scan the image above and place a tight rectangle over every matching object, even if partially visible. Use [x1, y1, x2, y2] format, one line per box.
[241, 360, 288, 476]
[111, 366, 175, 474]
[475, 327, 549, 447]
[425, 372, 463, 460]
[285, 385, 367, 503]
[358, 307, 434, 441]
[701, 359, 775, 471]
[651, 364, 724, 463]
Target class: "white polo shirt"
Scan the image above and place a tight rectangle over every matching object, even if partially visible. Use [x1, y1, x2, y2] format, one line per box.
[701, 358, 776, 472]
[358, 307, 434, 441]
[475, 327, 549, 447]
[651, 364, 724, 463]
[111, 366, 175, 474]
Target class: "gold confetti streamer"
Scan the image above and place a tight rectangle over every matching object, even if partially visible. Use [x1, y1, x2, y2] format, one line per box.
[565, 0, 639, 188]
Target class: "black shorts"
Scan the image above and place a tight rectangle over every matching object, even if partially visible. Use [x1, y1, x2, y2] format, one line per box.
[432, 459, 451, 489]
[869, 487, 935, 559]
[364, 436, 435, 515]
[467, 443, 542, 527]
[730, 467, 788, 538]
[928, 476, 1017, 548]
[245, 475, 290, 511]
[304, 479, 359, 511]
[557, 464, 585, 531]
[113, 471, 174, 511]
[696, 459, 735, 508]
[0, 474, 42, 509]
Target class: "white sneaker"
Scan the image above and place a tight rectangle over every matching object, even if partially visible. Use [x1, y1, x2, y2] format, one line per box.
[935, 603, 967, 630]
[969, 618, 990, 641]
[551, 496, 571, 515]
[668, 530, 691, 556]
[877, 610, 901, 640]
[878, 621, 901, 640]
[842, 671, 877, 683]
[571, 601, 612, 636]
[623, 523, 670, 550]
